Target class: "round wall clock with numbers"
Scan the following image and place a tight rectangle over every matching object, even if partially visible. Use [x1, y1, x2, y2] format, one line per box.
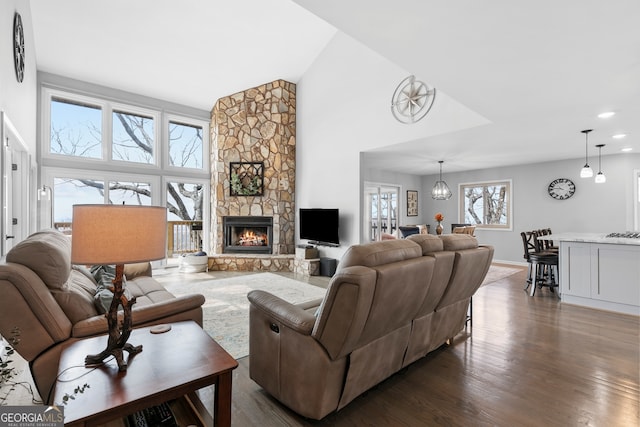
[13, 12, 25, 83]
[547, 178, 576, 200]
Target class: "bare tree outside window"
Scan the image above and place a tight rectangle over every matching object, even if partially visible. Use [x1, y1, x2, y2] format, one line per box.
[49, 99, 204, 222]
[459, 180, 512, 230]
[167, 182, 202, 221]
[169, 121, 203, 169]
[50, 98, 102, 159]
[112, 111, 154, 164]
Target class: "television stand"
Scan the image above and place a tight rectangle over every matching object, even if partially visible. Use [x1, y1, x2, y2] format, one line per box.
[308, 240, 340, 248]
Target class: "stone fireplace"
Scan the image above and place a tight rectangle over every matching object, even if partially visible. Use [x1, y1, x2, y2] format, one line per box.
[209, 79, 296, 270]
[223, 216, 273, 254]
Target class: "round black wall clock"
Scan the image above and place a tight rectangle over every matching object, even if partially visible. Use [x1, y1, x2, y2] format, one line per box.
[547, 178, 576, 200]
[13, 12, 25, 83]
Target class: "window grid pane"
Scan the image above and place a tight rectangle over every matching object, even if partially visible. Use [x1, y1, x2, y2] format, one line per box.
[169, 121, 203, 169]
[50, 99, 102, 159]
[460, 181, 511, 228]
[112, 111, 154, 164]
[108, 181, 152, 205]
[53, 177, 105, 224]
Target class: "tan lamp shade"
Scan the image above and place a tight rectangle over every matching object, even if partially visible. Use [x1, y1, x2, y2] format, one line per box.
[71, 204, 167, 265]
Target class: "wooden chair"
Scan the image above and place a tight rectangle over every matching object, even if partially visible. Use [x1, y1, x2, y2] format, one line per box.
[526, 230, 559, 296]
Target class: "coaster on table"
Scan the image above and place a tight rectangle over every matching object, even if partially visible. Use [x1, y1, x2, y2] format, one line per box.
[150, 324, 172, 334]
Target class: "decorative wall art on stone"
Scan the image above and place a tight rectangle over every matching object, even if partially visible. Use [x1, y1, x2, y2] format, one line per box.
[230, 162, 264, 196]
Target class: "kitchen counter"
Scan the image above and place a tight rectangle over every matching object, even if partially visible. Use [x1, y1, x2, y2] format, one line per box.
[550, 235, 640, 315]
[545, 232, 640, 246]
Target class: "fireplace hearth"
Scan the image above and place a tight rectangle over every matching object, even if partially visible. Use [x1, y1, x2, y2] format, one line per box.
[223, 216, 273, 254]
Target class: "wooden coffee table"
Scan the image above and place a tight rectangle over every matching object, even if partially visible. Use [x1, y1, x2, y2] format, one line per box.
[54, 321, 238, 426]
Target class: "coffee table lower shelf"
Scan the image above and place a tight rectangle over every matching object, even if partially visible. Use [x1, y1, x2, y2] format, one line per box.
[99, 392, 211, 427]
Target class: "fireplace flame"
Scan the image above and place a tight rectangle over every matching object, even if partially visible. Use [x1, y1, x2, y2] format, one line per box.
[238, 229, 268, 246]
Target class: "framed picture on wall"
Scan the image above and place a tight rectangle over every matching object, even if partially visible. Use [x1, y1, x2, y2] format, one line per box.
[229, 162, 264, 196]
[407, 190, 418, 216]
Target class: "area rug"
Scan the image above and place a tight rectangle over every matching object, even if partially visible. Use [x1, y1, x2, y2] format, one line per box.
[481, 264, 523, 286]
[160, 272, 327, 359]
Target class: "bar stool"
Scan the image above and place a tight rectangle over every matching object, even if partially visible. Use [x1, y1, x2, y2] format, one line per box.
[529, 230, 559, 296]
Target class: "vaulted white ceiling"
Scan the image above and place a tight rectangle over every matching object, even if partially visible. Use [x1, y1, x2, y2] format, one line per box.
[30, 0, 640, 175]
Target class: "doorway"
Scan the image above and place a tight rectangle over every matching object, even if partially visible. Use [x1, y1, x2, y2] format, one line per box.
[1, 112, 33, 256]
[364, 183, 399, 242]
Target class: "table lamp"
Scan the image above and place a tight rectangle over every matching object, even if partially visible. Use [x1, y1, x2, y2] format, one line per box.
[71, 204, 167, 371]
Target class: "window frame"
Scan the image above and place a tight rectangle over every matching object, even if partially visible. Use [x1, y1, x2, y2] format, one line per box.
[110, 101, 160, 167]
[39, 83, 211, 253]
[458, 179, 513, 231]
[164, 113, 209, 173]
[42, 87, 162, 170]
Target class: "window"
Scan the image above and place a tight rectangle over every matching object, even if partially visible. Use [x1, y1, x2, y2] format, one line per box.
[50, 98, 102, 159]
[52, 176, 154, 227]
[459, 180, 512, 230]
[112, 110, 155, 164]
[168, 121, 203, 169]
[40, 84, 210, 255]
[166, 181, 205, 255]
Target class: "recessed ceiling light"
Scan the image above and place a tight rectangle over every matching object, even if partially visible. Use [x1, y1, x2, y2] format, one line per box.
[621, 147, 633, 152]
[598, 111, 615, 118]
[612, 133, 627, 139]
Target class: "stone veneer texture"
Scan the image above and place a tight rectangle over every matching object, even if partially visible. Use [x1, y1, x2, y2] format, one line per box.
[210, 80, 296, 256]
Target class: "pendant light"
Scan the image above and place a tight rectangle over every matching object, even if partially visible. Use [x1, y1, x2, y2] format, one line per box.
[595, 144, 606, 183]
[579, 129, 593, 178]
[432, 160, 452, 200]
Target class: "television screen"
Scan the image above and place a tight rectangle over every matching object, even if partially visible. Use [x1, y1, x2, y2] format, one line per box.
[299, 208, 339, 246]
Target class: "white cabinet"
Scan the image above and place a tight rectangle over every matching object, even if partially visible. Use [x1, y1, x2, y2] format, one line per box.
[560, 242, 591, 298]
[560, 241, 640, 315]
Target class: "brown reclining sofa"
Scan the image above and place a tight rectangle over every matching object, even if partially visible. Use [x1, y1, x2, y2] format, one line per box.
[248, 234, 493, 419]
[0, 230, 205, 403]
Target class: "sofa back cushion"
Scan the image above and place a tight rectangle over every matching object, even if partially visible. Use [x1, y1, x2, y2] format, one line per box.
[439, 234, 478, 251]
[337, 239, 421, 271]
[437, 245, 494, 309]
[356, 256, 434, 345]
[51, 266, 99, 324]
[407, 234, 443, 254]
[315, 239, 432, 359]
[6, 230, 71, 289]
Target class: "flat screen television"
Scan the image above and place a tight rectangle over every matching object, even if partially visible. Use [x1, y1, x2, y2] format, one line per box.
[299, 208, 340, 246]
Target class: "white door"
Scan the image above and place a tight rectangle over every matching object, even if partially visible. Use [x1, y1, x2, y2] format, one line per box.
[1, 112, 31, 256]
[364, 182, 399, 242]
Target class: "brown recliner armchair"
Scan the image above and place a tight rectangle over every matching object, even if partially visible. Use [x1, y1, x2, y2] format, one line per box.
[0, 230, 205, 402]
[248, 235, 493, 419]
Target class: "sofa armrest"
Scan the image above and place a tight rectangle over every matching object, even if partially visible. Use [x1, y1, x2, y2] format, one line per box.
[248, 290, 317, 335]
[71, 293, 205, 338]
[296, 297, 323, 313]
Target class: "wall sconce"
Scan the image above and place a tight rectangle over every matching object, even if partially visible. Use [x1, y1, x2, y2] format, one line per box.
[595, 144, 606, 183]
[431, 161, 452, 200]
[38, 185, 53, 228]
[579, 129, 593, 178]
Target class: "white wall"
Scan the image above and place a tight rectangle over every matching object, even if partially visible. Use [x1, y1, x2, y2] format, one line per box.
[296, 32, 486, 260]
[297, 31, 639, 263]
[420, 153, 639, 264]
[0, 0, 37, 154]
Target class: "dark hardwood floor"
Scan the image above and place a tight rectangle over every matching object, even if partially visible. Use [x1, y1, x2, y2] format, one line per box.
[198, 267, 640, 426]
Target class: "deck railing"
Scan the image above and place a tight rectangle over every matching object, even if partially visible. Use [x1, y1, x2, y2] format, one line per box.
[167, 221, 203, 256]
[53, 220, 203, 257]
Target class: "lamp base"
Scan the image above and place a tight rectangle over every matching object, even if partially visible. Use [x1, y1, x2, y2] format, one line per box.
[85, 342, 143, 371]
[85, 264, 142, 371]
